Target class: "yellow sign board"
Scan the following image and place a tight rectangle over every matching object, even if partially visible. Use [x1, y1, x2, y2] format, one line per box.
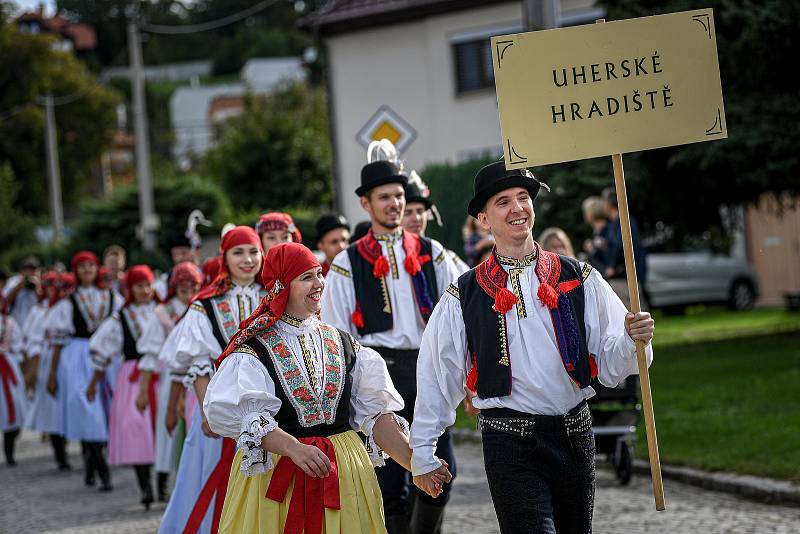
[492, 9, 726, 168]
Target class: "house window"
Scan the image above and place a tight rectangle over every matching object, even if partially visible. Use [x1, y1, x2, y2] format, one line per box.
[453, 38, 495, 93]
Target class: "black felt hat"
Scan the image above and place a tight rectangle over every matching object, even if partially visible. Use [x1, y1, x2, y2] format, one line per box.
[315, 214, 350, 242]
[403, 180, 432, 210]
[467, 162, 544, 217]
[355, 161, 408, 197]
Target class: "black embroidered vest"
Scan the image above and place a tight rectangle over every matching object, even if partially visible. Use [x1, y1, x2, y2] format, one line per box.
[246, 327, 356, 439]
[70, 290, 114, 339]
[200, 297, 229, 349]
[458, 255, 592, 399]
[119, 308, 142, 361]
[346, 236, 438, 336]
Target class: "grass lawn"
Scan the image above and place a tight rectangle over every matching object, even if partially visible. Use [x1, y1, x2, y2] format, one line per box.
[638, 332, 800, 482]
[653, 308, 800, 347]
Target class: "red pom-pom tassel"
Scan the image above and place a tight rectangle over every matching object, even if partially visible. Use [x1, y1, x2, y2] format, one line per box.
[537, 283, 559, 309]
[492, 287, 518, 314]
[373, 256, 390, 279]
[404, 253, 421, 276]
[466, 353, 479, 391]
[352, 305, 365, 328]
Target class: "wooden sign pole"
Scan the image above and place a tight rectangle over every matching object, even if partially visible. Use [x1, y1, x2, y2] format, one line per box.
[612, 153, 666, 511]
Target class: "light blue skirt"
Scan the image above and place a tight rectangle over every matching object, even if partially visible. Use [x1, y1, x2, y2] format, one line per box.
[154, 366, 179, 474]
[0, 354, 26, 432]
[57, 338, 111, 442]
[24, 347, 60, 434]
[158, 404, 223, 534]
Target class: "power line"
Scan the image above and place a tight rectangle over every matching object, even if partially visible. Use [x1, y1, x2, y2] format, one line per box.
[141, 0, 280, 35]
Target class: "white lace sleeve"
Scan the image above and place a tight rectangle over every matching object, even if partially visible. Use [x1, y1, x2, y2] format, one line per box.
[204, 350, 282, 477]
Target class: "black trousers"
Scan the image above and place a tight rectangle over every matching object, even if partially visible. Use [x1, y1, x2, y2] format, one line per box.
[370, 347, 457, 517]
[480, 407, 596, 534]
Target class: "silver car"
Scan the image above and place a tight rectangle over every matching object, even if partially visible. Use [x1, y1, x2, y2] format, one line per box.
[645, 252, 760, 313]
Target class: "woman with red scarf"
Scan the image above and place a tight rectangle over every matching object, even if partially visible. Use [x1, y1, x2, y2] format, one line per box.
[255, 212, 302, 252]
[138, 261, 203, 502]
[24, 272, 73, 470]
[45, 251, 123, 491]
[159, 227, 266, 534]
[204, 242, 442, 534]
[87, 264, 160, 509]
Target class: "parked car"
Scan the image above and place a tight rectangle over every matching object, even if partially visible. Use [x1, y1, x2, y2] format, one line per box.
[645, 251, 759, 313]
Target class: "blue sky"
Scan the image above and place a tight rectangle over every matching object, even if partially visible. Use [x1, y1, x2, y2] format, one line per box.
[13, 1, 56, 15]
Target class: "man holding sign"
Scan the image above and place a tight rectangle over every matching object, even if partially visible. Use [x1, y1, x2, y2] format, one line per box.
[410, 161, 654, 532]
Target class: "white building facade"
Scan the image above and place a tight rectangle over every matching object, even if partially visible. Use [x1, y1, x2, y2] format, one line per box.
[301, 0, 603, 223]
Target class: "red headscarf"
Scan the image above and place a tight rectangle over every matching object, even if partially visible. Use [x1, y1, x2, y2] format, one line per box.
[123, 264, 155, 305]
[217, 243, 320, 366]
[201, 256, 223, 287]
[168, 261, 203, 300]
[70, 251, 102, 287]
[192, 226, 263, 303]
[255, 212, 303, 243]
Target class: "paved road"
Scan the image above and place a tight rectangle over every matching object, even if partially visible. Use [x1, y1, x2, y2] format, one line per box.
[2, 432, 798, 533]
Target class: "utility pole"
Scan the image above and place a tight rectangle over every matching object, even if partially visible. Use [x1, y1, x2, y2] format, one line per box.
[43, 95, 64, 243]
[523, 0, 560, 31]
[127, 20, 159, 251]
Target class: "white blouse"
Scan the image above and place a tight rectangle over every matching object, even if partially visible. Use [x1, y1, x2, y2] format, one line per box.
[320, 230, 457, 350]
[204, 315, 405, 476]
[409, 263, 654, 476]
[137, 297, 188, 372]
[0, 315, 24, 363]
[45, 286, 123, 344]
[164, 283, 262, 388]
[88, 301, 158, 371]
[21, 302, 48, 358]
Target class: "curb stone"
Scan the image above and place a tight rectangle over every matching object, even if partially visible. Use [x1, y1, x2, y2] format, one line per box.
[450, 427, 800, 506]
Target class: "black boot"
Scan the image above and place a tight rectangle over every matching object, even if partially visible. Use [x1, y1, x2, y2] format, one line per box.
[81, 441, 96, 486]
[3, 430, 19, 466]
[50, 434, 71, 470]
[410, 498, 445, 534]
[134, 464, 154, 510]
[86, 441, 112, 491]
[386, 515, 411, 534]
[157, 471, 169, 502]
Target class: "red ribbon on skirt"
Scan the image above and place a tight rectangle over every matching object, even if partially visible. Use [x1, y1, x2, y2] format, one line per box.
[128, 366, 159, 429]
[0, 353, 18, 425]
[183, 437, 236, 534]
[265, 436, 340, 534]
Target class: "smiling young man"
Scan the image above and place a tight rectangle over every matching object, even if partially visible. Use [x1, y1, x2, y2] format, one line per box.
[321, 160, 457, 534]
[409, 162, 655, 533]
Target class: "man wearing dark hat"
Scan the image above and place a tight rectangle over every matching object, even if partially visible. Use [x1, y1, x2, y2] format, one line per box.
[402, 171, 470, 276]
[409, 162, 655, 533]
[321, 160, 458, 534]
[315, 214, 350, 276]
[155, 232, 201, 300]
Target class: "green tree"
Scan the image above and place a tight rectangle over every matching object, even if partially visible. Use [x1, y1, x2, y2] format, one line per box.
[204, 82, 332, 211]
[0, 23, 120, 216]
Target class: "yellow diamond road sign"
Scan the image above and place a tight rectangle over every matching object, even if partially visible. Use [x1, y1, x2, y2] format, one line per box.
[357, 105, 417, 153]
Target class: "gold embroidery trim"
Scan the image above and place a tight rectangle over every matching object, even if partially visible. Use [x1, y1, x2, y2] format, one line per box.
[509, 268, 527, 318]
[446, 283, 460, 300]
[280, 313, 303, 328]
[380, 277, 392, 314]
[298, 334, 319, 392]
[496, 250, 537, 267]
[190, 302, 207, 314]
[435, 250, 446, 265]
[581, 262, 593, 282]
[330, 264, 350, 277]
[497, 312, 510, 366]
[236, 345, 258, 358]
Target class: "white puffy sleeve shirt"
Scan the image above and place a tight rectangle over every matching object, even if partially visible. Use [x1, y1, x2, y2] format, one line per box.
[204, 316, 404, 476]
[22, 303, 47, 358]
[88, 302, 156, 370]
[137, 298, 187, 372]
[409, 265, 654, 476]
[1, 315, 24, 364]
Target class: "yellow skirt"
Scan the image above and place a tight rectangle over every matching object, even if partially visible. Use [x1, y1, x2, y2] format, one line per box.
[219, 430, 387, 534]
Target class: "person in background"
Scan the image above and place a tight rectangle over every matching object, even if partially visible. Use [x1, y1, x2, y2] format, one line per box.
[102, 245, 127, 294]
[0, 296, 26, 466]
[462, 216, 494, 267]
[2, 256, 41, 327]
[156, 233, 202, 301]
[581, 196, 610, 272]
[350, 220, 372, 244]
[538, 227, 575, 257]
[255, 212, 302, 253]
[315, 214, 350, 276]
[601, 187, 648, 307]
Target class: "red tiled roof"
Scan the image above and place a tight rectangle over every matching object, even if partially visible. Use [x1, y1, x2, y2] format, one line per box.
[15, 12, 97, 51]
[298, 0, 513, 36]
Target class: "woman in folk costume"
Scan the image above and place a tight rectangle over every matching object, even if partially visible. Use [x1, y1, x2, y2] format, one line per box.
[87, 265, 160, 508]
[0, 296, 26, 466]
[24, 272, 74, 470]
[159, 226, 266, 534]
[46, 251, 123, 490]
[255, 212, 302, 252]
[138, 261, 203, 502]
[204, 242, 442, 534]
